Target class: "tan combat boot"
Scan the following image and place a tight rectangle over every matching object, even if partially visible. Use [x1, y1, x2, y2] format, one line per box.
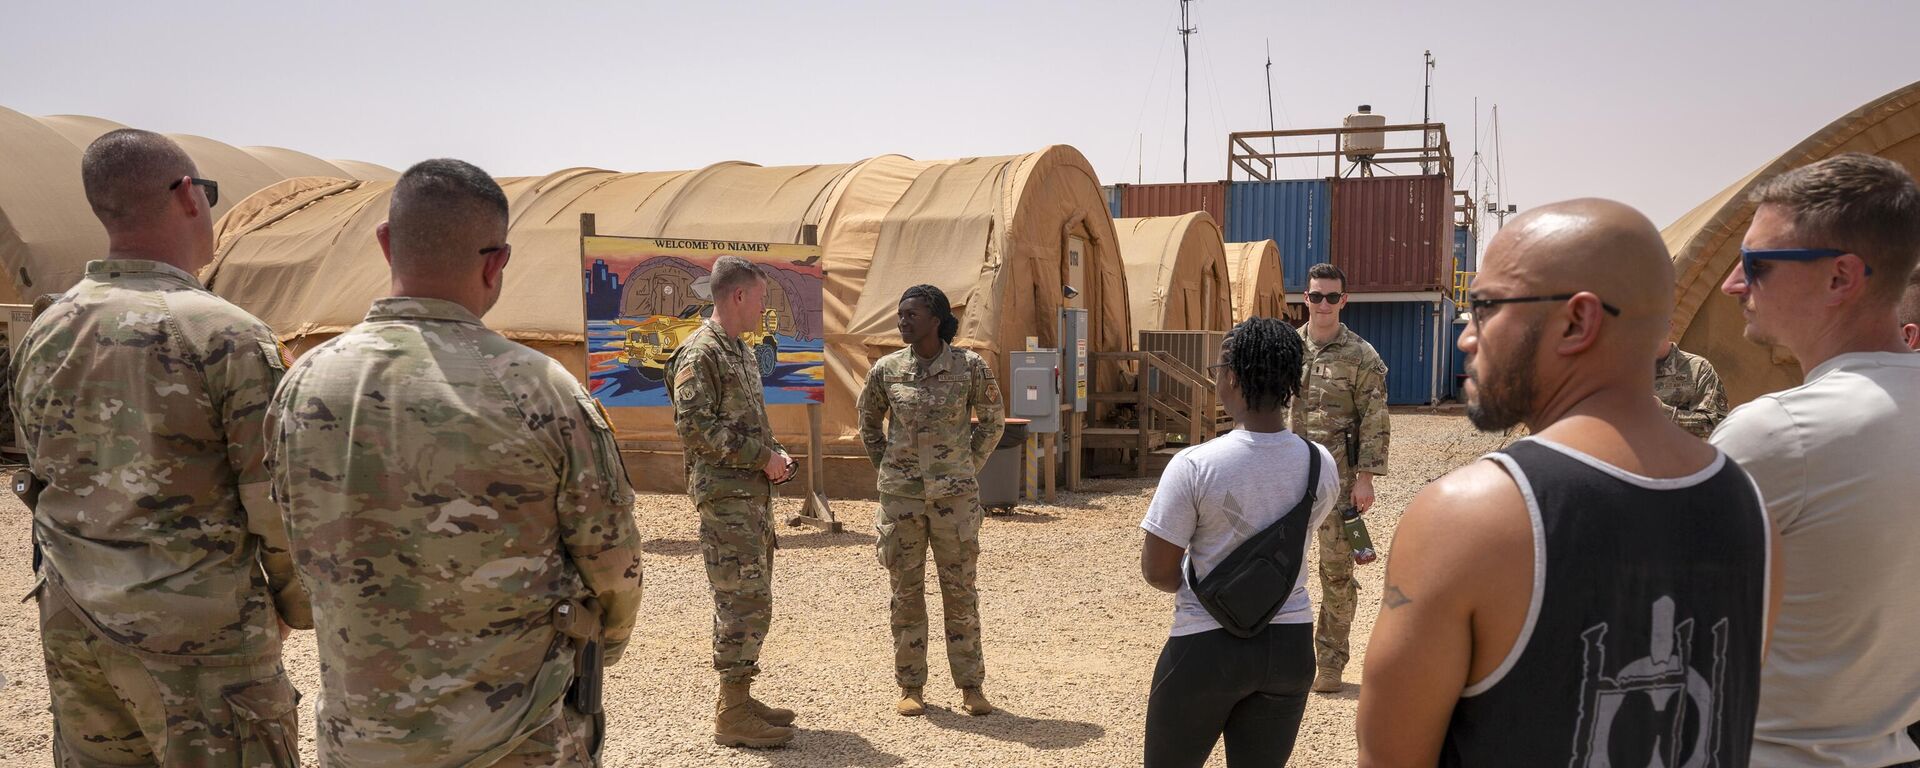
[748, 693, 796, 727]
[960, 687, 995, 716]
[715, 682, 794, 748]
[896, 687, 926, 717]
[1311, 667, 1344, 693]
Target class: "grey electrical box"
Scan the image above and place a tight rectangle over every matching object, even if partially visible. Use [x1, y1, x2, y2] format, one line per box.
[1007, 349, 1060, 434]
[1059, 308, 1088, 413]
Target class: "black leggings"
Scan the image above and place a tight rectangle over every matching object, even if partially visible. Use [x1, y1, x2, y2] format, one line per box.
[1144, 623, 1315, 768]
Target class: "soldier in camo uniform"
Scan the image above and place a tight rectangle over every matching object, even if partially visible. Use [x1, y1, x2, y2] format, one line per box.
[1289, 263, 1391, 694]
[1653, 340, 1728, 439]
[13, 129, 311, 767]
[856, 285, 1004, 718]
[667, 255, 800, 749]
[265, 159, 643, 767]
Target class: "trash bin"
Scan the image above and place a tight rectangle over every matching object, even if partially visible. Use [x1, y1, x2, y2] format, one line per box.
[978, 418, 1029, 511]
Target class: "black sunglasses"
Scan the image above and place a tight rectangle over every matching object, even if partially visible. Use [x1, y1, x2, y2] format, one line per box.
[169, 177, 218, 207]
[1739, 247, 1865, 283]
[1463, 293, 1622, 325]
[478, 244, 511, 257]
[1306, 291, 1345, 304]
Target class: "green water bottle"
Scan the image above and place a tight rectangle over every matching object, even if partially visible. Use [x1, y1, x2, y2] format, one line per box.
[1342, 508, 1377, 565]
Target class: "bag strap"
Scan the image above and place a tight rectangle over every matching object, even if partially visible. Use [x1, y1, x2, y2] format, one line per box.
[1184, 435, 1324, 590]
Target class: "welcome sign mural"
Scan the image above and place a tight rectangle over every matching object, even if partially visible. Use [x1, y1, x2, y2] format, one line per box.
[581, 235, 826, 409]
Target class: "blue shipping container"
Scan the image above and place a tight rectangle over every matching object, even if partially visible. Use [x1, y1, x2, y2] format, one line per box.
[1227, 180, 1330, 292]
[1102, 185, 1122, 219]
[1453, 226, 1475, 273]
[1337, 300, 1455, 405]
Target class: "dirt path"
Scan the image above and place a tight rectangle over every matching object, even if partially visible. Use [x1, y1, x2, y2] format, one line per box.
[0, 414, 1510, 766]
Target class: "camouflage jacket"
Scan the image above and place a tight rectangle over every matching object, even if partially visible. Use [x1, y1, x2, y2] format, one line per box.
[1289, 322, 1391, 478]
[265, 297, 642, 767]
[11, 259, 305, 658]
[857, 344, 1005, 499]
[667, 318, 783, 505]
[1655, 345, 1729, 439]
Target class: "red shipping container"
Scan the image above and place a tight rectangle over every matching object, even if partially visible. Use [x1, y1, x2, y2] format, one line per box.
[1116, 181, 1229, 230]
[1329, 175, 1450, 292]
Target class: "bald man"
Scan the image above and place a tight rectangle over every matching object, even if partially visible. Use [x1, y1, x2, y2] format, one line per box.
[13, 129, 310, 765]
[1356, 199, 1778, 767]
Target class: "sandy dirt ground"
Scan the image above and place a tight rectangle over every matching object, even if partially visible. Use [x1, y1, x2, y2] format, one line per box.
[0, 413, 1512, 767]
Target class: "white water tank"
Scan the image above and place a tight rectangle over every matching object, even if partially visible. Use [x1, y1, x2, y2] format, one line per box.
[1342, 104, 1387, 160]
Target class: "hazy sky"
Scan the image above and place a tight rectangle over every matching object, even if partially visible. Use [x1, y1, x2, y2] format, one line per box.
[5, 1, 1915, 231]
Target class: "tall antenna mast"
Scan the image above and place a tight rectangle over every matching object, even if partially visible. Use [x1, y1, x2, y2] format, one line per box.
[1490, 103, 1515, 230]
[1179, 0, 1196, 182]
[1472, 97, 1481, 251]
[1265, 38, 1277, 177]
[1422, 50, 1436, 175]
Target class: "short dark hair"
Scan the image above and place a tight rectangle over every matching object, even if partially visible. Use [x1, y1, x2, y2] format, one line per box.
[709, 255, 765, 298]
[1900, 265, 1920, 328]
[1306, 263, 1347, 290]
[80, 129, 196, 228]
[1221, 316, 1305, 413]
[387, 158, 508, 270]
[901, 284, 959, 343]
[1750, 153, 1920, 302]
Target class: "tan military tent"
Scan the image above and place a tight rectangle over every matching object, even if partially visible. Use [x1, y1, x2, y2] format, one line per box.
[0, 105, 398, 303]
[1113, 213, 1232, 334]
[1224, 240, 1284, 321]
[1666, 80, 1920, 405]
[208, 146, 1130, 492]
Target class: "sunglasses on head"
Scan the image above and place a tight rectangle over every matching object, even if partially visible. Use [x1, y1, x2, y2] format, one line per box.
[1306, 291, 1344, 304]
[1738, 247, 1866, 282]
[169, 177, 218, 207]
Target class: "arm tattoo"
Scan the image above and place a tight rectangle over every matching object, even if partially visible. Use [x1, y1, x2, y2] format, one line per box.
[1384, 584, 1413, 609]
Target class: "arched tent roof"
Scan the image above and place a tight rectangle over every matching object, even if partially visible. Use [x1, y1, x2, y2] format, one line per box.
[1224, 240, 1283, 322]
[0, 106, 97, 301]
[241, 145, 396, 182]
[1665, 80, 1920, 405]
[328, 159, 400, 182]
[207, 145, 1130, 446]
[0, 106, 397, 302]
[1113, 212, 1232, 333]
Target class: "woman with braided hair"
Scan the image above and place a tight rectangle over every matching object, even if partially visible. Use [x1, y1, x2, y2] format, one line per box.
[1137, 316, 1341, 766]
[856, 284, 1005, 717]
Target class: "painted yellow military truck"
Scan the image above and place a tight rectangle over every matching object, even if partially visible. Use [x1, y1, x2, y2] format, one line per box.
[617, 304, 780, 380]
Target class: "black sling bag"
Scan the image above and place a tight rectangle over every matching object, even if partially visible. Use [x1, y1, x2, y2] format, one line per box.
[1184, 436, 1321, 638]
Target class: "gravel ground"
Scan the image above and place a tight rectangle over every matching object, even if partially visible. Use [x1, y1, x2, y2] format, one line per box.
[0, 413, 1513, 767]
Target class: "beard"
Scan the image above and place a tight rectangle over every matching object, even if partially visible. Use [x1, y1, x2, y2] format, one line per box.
[1465, 323, 1541, 432]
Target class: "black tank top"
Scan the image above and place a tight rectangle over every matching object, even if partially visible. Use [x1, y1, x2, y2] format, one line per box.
[1440, 438, 1768, 768]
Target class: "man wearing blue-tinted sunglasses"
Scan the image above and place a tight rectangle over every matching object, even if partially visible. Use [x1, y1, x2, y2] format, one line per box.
[1712, 152, 1920, 768]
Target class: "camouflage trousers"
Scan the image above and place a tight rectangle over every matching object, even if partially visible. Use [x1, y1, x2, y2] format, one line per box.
[698, 496, 775, 685]
[1314, 470, 1359, 674]
[876, 493, 985, 690]
[489, 701, 599, 768]
[39, 587, 300, 768]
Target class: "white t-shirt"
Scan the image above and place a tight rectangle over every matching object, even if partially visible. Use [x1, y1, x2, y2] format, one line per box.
[1711, 351, 1920, 768]
[1140, 428, 1340, 637]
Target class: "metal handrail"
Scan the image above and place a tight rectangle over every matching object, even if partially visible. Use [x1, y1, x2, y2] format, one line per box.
[1453, 271, 1476, 305]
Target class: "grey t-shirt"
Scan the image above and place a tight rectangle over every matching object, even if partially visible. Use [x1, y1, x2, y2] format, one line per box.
[1141, 428, 1339, 637]
[1712, 351, 1920, 767]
